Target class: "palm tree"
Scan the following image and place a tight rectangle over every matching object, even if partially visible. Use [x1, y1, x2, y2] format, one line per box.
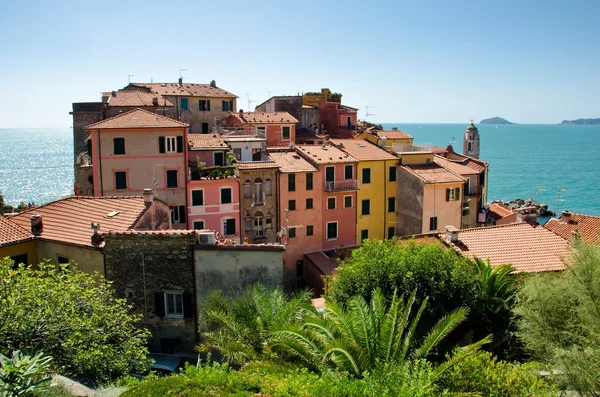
[198, 284, 316, 366]
[473, 258, 516, 309]
[268, 288, 478, 377]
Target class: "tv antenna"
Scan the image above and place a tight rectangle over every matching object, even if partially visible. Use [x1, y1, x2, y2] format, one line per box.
[246, 94, 257, 111]
[555, 186, 566, 214]
[179, 69, 187, 79]
[128, 74, 135, 83]
[366, 106, 376, 122]
[449, 137, 456, 146]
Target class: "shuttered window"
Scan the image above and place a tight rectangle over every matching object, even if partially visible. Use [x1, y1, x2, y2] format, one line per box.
[113, 138, 125, 155]
[166, 170, 178, 188]
[192, 190, 203, 206]
[115, 171, 127, 190]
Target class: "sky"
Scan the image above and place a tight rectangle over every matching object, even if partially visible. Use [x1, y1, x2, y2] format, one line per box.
[0, 0, 599, 127]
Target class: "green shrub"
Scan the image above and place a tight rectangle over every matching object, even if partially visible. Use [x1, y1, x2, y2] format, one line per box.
[437, 350, 555, 397]
[0, 351, 55, 396]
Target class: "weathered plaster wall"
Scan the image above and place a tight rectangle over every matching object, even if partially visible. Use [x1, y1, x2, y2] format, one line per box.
[104, 233, 197, 354]
[0, 241, 37, 266]
[397, 170, 424, 236]
[36, 240, 104, 275]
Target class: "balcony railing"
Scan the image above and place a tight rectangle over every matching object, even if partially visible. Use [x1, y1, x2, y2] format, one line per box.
[325, 179, 359, 192]
[214, 126, 266, 139]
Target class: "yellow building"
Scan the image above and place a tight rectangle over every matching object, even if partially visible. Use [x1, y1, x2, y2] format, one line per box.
[0, 216, 36, 267]
[357, 128, 413, 151]
[331, 139, 399, 243]
[396, 151, 466, 236]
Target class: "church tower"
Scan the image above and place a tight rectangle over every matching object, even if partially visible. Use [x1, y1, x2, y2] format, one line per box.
[463, 122, 480, 159]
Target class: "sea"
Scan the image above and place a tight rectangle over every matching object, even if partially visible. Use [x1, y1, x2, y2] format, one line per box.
[1, 124, 599, 217]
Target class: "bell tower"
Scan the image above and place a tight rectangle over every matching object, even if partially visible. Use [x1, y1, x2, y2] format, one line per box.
[463, 122, 480, 158]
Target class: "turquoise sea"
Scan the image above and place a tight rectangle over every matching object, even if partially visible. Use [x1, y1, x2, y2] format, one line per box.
[1, 125, 599, 216]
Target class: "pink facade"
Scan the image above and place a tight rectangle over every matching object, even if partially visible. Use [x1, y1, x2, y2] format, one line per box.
[188, 178, 240, 240]
[338, 112, 357, 129]
[221, 112, 297, 148]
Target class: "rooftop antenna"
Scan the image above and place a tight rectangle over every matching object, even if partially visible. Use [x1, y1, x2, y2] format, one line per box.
[366, 106, 376, 122]
[246, 94, 257, 110]
[268, 91, 274, 98]
[449, 137, 456, 146]
[128, 74, 135, 83]
[179, 69, 187, 79]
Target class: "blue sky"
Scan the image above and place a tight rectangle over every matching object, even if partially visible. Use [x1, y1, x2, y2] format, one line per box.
[1, 0, 598, 127]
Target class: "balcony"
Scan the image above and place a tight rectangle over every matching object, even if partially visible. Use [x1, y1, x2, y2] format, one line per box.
[465, 185, 483, 197]
[214, 126, 266, 140]
[189, 165, 236, 181]
[325, 179, 359, 192]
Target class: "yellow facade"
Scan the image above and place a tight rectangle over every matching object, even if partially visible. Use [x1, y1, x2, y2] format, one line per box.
[0, 241, 37, 266]
[356, 159, 399, 244]
[358, 132, 413, 150]
[399, 152, 434, 165]
[179, 96, 238, 133]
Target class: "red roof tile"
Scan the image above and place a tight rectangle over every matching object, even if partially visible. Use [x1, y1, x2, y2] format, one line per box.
[188, 134, 228, 150]
[105, 90, 174, 107]
[237, 161, 280, 170]
[330, 139, 398, 161]
[304, 251, 338, 275]
[450, 223, 571, 273]
[434, 155, 479, 175]
[374, 130, 413, 140]
[296, 144, 357, 165]
[10, 196, 152, 248]
[85, 108, 189, 129]
[400, 163, 466, 184]
[229, 111, 298, 124]
[489, 203, 516, 219]
[268, 151, 318, 173]
[0, 216, 34, 247]
[544, 212, 600, 245]
[129, 83, 237, 98]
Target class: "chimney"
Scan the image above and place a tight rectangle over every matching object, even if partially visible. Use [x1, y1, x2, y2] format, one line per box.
[30, 214, 43, 236]
[392, 127, 398, 131]
[239, 109, 244, 118]
[90, 222, 104, 247]
[111, 91, 117, 97]
[210, 80, 216, 88]
[152, 97, 159, 106]
[562, 210, 571, 219]
[143, 188, 153, 206]
[445, 225, 459, 243]
[178, 77, 183, 86]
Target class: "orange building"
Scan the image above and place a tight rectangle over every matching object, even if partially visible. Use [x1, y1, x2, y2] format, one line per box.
[220, 110, 298, 147]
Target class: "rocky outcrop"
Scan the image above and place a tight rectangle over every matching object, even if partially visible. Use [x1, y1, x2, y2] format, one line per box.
[502, 198, 555, 217]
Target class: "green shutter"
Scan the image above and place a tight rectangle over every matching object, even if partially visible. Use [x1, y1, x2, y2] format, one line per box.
[306, 173, 313, 190]
[207, 100, 211, 111]
[446, 188, 450, 201]
[455, 187, 460, 201]
[159, 137, 165, 153]
[192, 190, 203, 206]
[113, 138, 125, 155]
[167, 170, 178, 188]
[176, 136, 183, 153]
[288, 174, 295, 192]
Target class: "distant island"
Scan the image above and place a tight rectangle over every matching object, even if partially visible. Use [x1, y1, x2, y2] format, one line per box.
[559, 118, 600, 125]
[480, 117, 516, 125]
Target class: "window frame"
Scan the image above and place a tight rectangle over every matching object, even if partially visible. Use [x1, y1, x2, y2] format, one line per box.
[388, 226, 395, 239]
[166, 170, 178, 188]
[115, 171, 127, 190]
[288, 199, 296, 211]
[345, 164, 353, 180]
[306, 198, 313, 209]
[164, 291, 184, 318]
[306, 173, 313, 190]
[288, 174, 296, 192]
[389, 166, 396, 182]
[326, 221, 338, 240]
[113, 137, 125, 155]
[429, 216, 438, 231]
[165, 136, 177, 153]
[191, 189, 204, 206]
[281, 126, 291, 140]
[327, 197, 336, 210]
[220, 187, 233, 204]
[288, 227, 296, 238]
[306, 225, 314, 236]
[361, 229, 369, 241]
[180, 98, 189, 111]
[361, 199, 370, 216]
[193, 220, 205, 230]
[362, 168, 371, 184]
[325, 166, 335, 182]
[344, 195, 353, 208]
[388, 197, 396, 213]
[223, 218, 236, 236]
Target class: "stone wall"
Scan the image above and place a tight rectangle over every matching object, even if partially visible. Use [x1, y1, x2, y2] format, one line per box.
[71, 103, 104, 189]
[75, 165, 94, 197]
[104, 232, 197, 354]
[397, 170, 424, 236]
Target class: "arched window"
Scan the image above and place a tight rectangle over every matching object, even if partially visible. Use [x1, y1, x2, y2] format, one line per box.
[254, 178, 263, 205]
[265, 179, 272, 196]
[243, 180, 252, 198]
[254, 211, 264, 237]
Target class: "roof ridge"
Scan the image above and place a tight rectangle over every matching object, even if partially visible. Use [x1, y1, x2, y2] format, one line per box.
[458, 222, 530, 233]
[85, 108, 188, 129]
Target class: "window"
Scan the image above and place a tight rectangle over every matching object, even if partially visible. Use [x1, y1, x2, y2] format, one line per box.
[327, 197, 336, 210]
[463, 207, 470, 216]
[214, 152, 225, 166]
[245, 216, 252, 231]
[224, 218, 236, 235]
[306, 173, 313, 190]
[325, 166, 334, 182]
[362, 168, 371, 184]
[58, 256, 69, 264]
[344, 196, 352, 208]
[464, 179, 470, 195]
[10, 254, 27, 269]
[193, 221, 205, 230]
[254, 213, 264, 237]
[113, 138, 125, 155]
[388, 197, 396, 213]
[252, 148, 262, 161]
[253, 178, 263, 205]
[306, 198, 313, 209]
[288, 174, 296, 192]
[166, 170, 178, 188]
[361, 199, 370, 215]
[296, 260, 304, 277]
[361, 230, 369, 241]
[389, 166, 396, 182]
[468, 142, 472, 152]
[165, 292, 183, 317]
[233, 148, 242, 160]
[180, 98, 189, 111]
[115, 171, 127, 190]
[244, 181, 252, 198]
[388, 226, 395, 239]
[170, 206, 186, 224]
[255, 126, 266, 138]
[446, 187, 460, 202]
[199, 99, 210, 111]
[306, 225, 314, 236]
[345, 165, 353, 179]
[202, 123, 209, 134]
[159, 136, 183, 153]
[326, 222, 338, 240]
[480, 172, 485, 186]
[222, 100, 233, 111]
[266, 216, 272, 229]
[429, 216, 438, 231]
[265, 179, 272, 196]
[282, 126, 291, 140]
[221, 188, 232, 204]
[288, 227, 296, 238]
[192, 190, 204, 206]
[288, 200, 296, 211]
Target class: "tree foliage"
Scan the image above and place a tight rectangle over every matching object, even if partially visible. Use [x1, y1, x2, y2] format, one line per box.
[0, 258, 151, 384]
[515, 243, 600, 395]
[0, 351, 55, 396]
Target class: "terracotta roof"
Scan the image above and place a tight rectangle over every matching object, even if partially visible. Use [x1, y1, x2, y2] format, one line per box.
[374, 129, 413, 140]
[330, 139, 397, 161]
[446, 151, 488, 173]
[229, 111, 298, 124]
[338, 104, 358, 113]
[0, 216, 34, 247]
[106, 230, 194, 236]
[268, 151, 318, 173]
[489, 203, 515, 219]
[104, 91, 174, 107]
[295, 144, 357, 165]
[188, 134, 228, 150]
[544, 212, 600, 245]
[237, 161, 280, 170]
[450, 223, 571, 273]
[304, 251, 338, 275]
[431, 146, 449, 154]
[434, 155, 479, 175]
[295, 128, 324, 140]
[128, 83, 237, 98]
[10, 196, 152, 248]
[400, 163, 466, 184]
[85, 108, 189, 129]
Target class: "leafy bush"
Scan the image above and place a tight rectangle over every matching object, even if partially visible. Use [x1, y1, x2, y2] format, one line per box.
[437, 350, 555, 396]
[0, 258, 151, 384]
[0, 351, 55, 396]
[515, 243, 600, 394]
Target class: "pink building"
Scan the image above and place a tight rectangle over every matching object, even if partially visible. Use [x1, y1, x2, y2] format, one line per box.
[268, 150, 322, 291]
[295, 144, 358, 251]
[220, 110, 298, 148]
[187, 134, 240, 241]
[86, 108, 189, 228]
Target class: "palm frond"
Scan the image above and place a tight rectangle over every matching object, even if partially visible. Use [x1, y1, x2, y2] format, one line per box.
[413, 307, 469, 360]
